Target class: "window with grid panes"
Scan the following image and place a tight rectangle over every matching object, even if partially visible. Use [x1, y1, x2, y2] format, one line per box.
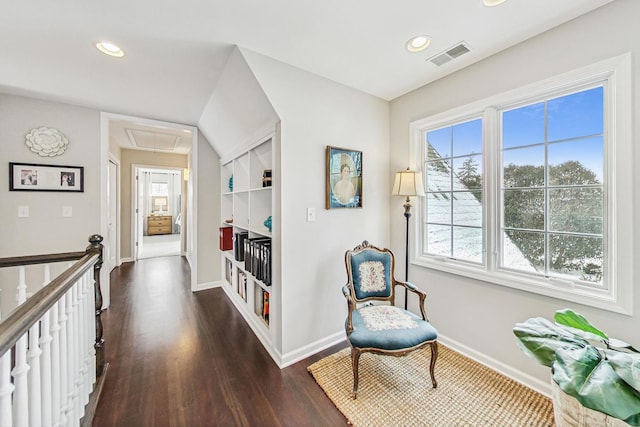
[411, 55, 632, 313]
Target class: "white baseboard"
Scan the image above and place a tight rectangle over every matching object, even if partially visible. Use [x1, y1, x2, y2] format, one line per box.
[120, 257, 133, 264]
[195, 281, 220, 291]
[438, 334, 551, 397]
[219, 284, 283, 366]
[214, 286, 550, 392]
[280, 331, 346, 368]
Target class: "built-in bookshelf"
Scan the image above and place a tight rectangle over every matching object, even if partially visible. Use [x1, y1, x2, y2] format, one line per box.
[220, 134, 275, 352]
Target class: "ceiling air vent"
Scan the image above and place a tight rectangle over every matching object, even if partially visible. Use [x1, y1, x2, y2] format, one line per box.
[428, 41, 471, 66]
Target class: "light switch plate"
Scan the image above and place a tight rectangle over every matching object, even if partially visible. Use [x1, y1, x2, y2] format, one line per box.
[63, 206, 73, 217]
[18, 205, 29, 218]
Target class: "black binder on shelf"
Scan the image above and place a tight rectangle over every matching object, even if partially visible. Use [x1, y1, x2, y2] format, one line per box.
[234, 232, 249, 261]
[259, 240, 272, 286]
[242, 237, 271, 286]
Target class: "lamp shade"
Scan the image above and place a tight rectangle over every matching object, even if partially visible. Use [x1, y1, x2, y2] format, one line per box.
[392, 170, 425, 197]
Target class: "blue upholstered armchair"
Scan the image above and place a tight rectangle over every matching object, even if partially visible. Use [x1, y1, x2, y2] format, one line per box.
[341, 241, 438, 399]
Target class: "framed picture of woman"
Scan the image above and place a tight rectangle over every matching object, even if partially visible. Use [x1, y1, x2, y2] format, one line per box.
[325, 146, 362, 209]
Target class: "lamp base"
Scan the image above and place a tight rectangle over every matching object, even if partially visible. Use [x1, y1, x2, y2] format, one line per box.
[403, 196, 412, 310]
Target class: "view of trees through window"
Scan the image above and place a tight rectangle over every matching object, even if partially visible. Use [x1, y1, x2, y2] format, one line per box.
[424, 85, 605, 285]
[501, 86, 604, 284]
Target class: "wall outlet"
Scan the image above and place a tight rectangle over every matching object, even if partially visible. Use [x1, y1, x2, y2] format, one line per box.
[306, 207, 316, 222]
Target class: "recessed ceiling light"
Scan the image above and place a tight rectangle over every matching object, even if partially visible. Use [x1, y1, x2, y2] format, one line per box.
[95, 41, 125, 58]
[406, 35, 431, 53]
[483, 0, 507, 6]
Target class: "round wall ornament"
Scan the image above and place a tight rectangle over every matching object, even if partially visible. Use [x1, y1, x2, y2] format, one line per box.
[25, 127, 69, 157]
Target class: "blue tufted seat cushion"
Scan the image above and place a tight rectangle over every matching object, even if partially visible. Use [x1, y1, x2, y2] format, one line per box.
[347, 305, 438, 351]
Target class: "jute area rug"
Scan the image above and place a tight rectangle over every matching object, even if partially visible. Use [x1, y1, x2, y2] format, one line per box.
[308, 345, 554, 426]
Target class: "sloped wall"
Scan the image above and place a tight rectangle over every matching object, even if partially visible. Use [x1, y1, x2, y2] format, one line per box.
[198, 47, 279, 160]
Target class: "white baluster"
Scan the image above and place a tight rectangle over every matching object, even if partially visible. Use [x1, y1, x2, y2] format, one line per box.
[40, 265, 54, 427]
[50, 300, 61, 427]
[12, 268, 30, 427]
[27, 320, 42, 425]
[79, 273, 89, 406]
[71, 282, 81, 422]
[76, 277, 86, 409]
[0, 305, 15, 427]
[85, 272, 96, 395]
[58, 294, 68, 427]
[0, 351, 14, 427]
[65, 289, 76, 424]
[15, 266, 27, 307]
[12, 333, 30, 427]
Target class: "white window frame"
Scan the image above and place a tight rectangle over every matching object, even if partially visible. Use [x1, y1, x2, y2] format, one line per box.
[409, 53, 633, 315]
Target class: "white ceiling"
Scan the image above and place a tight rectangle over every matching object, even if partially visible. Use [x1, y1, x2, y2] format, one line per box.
[0, 0, 613, 134]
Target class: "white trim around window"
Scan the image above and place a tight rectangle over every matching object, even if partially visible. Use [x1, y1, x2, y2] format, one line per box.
[409, 53, 633, 315]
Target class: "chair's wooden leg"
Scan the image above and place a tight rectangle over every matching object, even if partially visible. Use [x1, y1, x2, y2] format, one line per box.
[429, 341, 438, 388]
[351, 348, 362, 399]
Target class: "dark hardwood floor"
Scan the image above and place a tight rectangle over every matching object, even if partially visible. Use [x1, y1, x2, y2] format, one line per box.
[93, 256, 348, 427]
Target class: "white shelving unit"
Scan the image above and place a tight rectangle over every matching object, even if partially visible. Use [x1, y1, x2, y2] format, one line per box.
[220, 134, 276, 355]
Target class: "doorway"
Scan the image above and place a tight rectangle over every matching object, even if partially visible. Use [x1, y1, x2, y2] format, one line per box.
[101, 112, 199, 293]
[135, 166, 183, 260]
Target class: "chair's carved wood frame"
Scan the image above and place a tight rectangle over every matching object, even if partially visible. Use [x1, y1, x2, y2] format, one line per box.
[342, 240, 438, 398]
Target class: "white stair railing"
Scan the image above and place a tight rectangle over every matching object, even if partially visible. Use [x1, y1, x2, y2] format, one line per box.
[0, 235, 105, 427]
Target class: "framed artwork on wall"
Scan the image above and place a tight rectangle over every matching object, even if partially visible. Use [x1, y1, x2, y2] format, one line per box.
[9, 162, 84, 192]
[326, 146, 362, 209]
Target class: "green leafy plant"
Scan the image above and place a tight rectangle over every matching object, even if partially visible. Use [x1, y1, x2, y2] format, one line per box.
[513, 309, 640, 425]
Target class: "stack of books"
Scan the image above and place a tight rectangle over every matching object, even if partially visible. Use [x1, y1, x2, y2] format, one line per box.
[244, 237, 271, 286]
[233, 231, 272, 286]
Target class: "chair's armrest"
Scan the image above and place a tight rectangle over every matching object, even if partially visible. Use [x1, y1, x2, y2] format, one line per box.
[394, 280, 429, 321]
[342, 285, 355, 333]
[342, 285, 351, 298]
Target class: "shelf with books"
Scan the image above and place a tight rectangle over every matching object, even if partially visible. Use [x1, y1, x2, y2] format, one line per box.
[237, 269, 248, 302]
[224, 257, 233, 286]
[254, 286, 269, 326]
[220, 132, 276, 347]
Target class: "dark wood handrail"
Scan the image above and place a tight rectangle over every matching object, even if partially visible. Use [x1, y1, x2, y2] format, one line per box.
[0, 235, 104, 359]
[0, 251, 86, 268]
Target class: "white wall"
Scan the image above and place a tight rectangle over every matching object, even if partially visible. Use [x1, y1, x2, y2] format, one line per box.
[0, 93, 102, 314]
[0, 94, 102, 255]
[242, 49, 390, 360]
[389, 0, 639, 393]
[196, 131, 221, 287]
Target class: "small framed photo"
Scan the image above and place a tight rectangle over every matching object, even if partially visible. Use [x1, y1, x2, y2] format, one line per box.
[326, 146, 362, 209]
[9, 162, 84, 192]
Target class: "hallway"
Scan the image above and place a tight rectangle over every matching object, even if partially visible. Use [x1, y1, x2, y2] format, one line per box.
[138, 234, 181, 259]
[93, 256, 347, 426]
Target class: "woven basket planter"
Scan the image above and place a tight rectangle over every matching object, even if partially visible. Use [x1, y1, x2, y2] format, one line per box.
[551, 379, 629, 426]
